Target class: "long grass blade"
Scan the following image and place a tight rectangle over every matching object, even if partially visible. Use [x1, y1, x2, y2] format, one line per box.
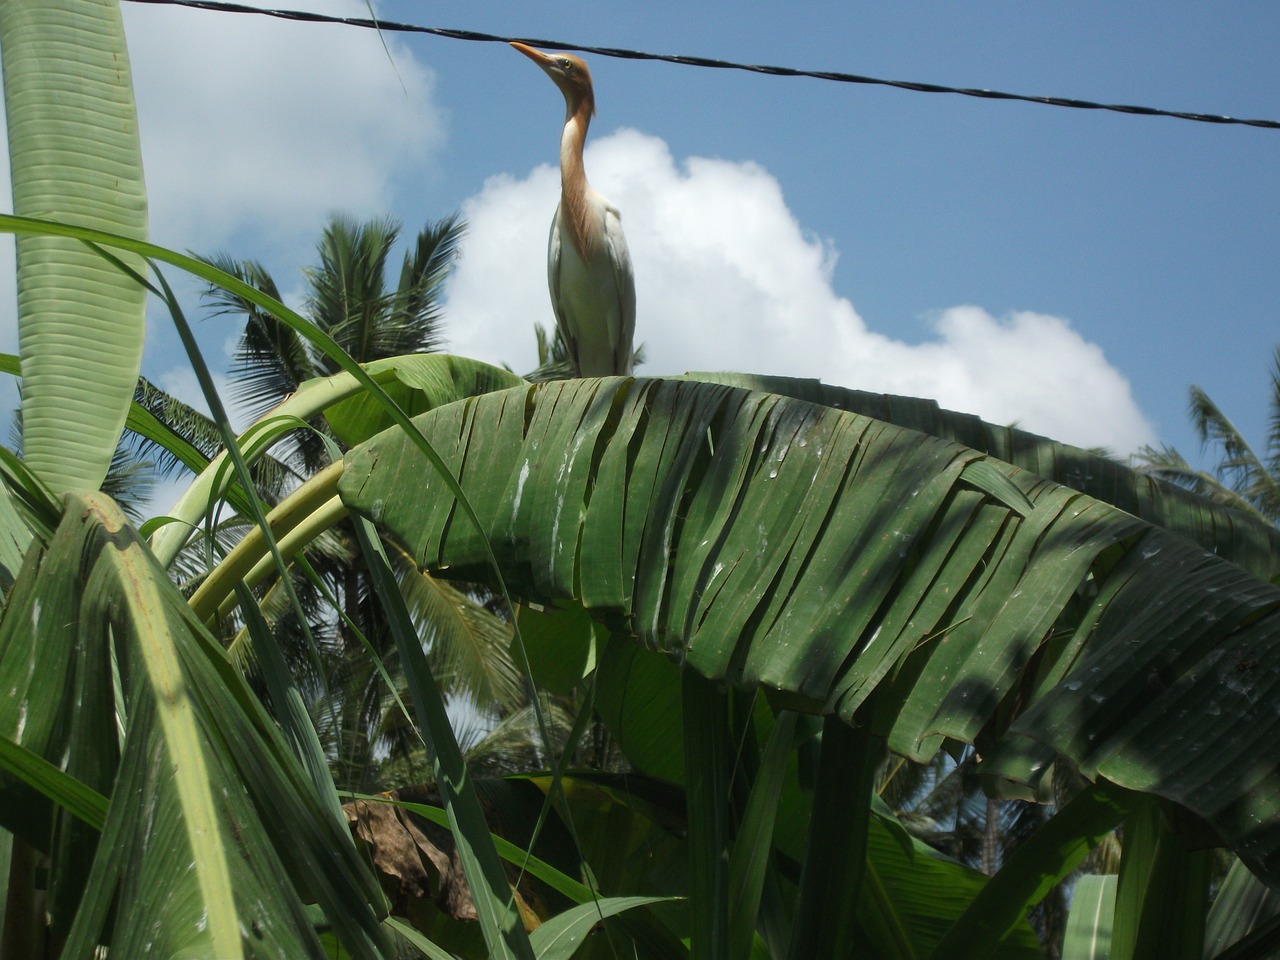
[727, 710, 796, 960]
[530, 896, 676, 959]
[682, 669, 733, 960]
[788, 714, 882, 960]
[0, 737, 107, 831]
[351, 513, 535, 960]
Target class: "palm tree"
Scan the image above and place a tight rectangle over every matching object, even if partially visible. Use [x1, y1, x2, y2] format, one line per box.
[203, 213, 524, 791]
[1135, 345, 1280, 525]
[209, 214, 461, 472]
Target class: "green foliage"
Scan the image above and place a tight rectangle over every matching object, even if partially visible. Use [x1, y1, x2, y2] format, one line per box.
[0, 494, 389, 957]
[1135, 346, 1280, 527]
[1, 0, 148, 495]
[5, 4, 1280, 958]
[338, 377, 1280, 883]
[1062, 875, 1116, 960]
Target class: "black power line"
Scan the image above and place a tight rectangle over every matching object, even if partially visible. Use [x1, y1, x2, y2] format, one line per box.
[123, 0, 1280, 131]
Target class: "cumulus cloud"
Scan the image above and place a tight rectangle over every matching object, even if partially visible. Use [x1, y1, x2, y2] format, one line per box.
[122, 0, 445, 254]
[0, 0, 448, 374]
[444, 128, 1156, 454]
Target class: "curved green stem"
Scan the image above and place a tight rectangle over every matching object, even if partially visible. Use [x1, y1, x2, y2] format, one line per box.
[188, 461, 346, 625]
[149, 373, 384, 568]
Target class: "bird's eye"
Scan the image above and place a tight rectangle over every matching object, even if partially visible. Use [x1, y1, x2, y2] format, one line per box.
[559, 59, 574, 71]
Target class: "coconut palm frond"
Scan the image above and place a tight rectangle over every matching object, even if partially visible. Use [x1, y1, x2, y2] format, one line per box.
[387, 540, 522, 711]
[385, 212, 465, 357]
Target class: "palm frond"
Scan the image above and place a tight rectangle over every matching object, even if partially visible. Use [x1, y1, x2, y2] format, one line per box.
[388, 540, 523, 711]
[307, 215, 399, 374]
[459, 695, 574, 778]
[526, 322, 574, 382]
[1133, 443, 1272, 523]
[526, 321, 644, 382]
[1187, 382, 1280, 522]
[1263, 346, 1280, 514]
[207, 255, 320, 424]
[100, 444, 155, 524]
[128, 375, 222, 476]
[384, 212, 464, 358]
[232, 311, 321, 426]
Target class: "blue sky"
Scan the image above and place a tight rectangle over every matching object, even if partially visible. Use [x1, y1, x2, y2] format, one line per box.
[8, 1, 1279, 472]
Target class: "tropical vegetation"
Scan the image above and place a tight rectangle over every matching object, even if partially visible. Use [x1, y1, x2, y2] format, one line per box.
[198, 213, 526, 794]
[2, 3, 1280, 959]
[1136, 348, 1280, 526]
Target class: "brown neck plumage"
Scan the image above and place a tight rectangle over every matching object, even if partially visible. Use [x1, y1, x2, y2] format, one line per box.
[559, 93, 598, 260]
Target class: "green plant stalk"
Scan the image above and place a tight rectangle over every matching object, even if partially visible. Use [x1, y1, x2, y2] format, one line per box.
[213, 496, 348, 622]
[151, 372, 397, 567]
[788, 713, 883, 960]
[728, 710, 797, 960]
[1111, 799, 1210, 960]
[186, 461, 344, 623]
[683, 670, 734, 960]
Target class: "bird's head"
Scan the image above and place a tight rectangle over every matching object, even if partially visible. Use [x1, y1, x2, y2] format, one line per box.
[510, 42, 597, 118]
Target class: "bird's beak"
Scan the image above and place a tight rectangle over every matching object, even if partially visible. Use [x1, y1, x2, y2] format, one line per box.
[510, 42, 591, 115]
[509, 42, 555, 71]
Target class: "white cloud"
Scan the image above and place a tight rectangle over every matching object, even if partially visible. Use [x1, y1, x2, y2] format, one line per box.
[0, 0, 448, 388]
[444, 128, 1156, 454]
[122, 0, 445, 254]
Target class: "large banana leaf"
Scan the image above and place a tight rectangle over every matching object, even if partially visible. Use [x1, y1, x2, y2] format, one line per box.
[0, 0, 148, 494]
[149, 351, 522, 568]
[0, 493, 392, 956]
[338, 377, 1280, 886]
[681, 372, 1280, 580]
[314, 361, 1280, 580]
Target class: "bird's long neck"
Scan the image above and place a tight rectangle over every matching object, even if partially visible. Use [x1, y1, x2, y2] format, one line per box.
[559, 96, 597, 260]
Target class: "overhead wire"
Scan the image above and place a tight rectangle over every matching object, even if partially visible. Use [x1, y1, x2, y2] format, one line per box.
[122, 0, 1280, 131]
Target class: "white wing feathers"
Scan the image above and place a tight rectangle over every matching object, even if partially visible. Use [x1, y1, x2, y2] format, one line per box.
[547, 191, 636, 377]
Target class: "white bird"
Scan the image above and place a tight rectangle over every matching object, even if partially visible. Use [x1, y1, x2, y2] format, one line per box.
[511, 42, 636, 378]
